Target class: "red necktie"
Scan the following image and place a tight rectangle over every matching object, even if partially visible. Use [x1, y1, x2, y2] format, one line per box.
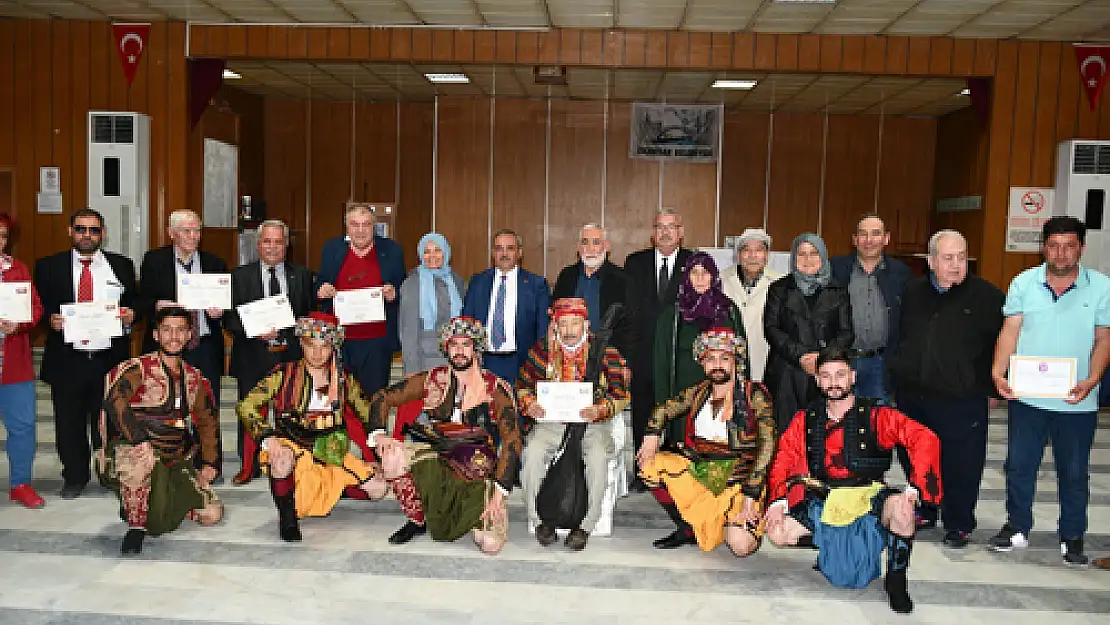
[78, 259, 94, 302]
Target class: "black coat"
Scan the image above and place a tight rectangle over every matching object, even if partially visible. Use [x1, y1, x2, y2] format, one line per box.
[34, 250, 139, 385]
[552, 260, 639, 361]
[622, 247, 693, 371]
[763, 274, 854, 431]
[224, 261, 316, 393]
[137, 245, 228, 355]
[888, 274, 1004, 399]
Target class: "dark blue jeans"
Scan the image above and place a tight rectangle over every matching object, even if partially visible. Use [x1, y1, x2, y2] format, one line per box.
[0, 381, 36, 488]
[1004, 401, 1098, 540]
[852, 355, 889, 403]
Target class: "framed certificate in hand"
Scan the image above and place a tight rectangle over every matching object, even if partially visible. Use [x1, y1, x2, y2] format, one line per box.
[1009, 356, 1078, 399]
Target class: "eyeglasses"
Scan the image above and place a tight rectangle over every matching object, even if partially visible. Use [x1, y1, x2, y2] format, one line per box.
[74, 226, 102, 235]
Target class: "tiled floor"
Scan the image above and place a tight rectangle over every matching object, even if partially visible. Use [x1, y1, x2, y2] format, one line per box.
[1, 372, 1108, 624]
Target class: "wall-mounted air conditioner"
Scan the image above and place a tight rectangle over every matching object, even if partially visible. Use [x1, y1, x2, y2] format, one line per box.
[88, 111, 150, 267]
[1055, 140, 1110, 273]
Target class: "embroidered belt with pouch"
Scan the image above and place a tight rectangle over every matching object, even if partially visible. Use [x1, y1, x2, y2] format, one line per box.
[405, 417, 496, 482]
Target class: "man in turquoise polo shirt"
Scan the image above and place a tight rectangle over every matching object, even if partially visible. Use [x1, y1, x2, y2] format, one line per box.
[990, 216, 1110, 566]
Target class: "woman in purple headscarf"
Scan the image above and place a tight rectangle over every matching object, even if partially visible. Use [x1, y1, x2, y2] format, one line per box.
[653, 251, 747, 404]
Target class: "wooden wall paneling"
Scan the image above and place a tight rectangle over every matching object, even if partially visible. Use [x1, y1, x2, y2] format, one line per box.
[605, 101, 661, 264]
[1008, 42, 1042, 188]
[690, 32, 711, 68]
[1100, 84, 1110, 139]
[51, 21, 73, 257]
[1030, 43, 1062, 187]
[165, 22, 189, 241]
[709, 33, 731, 69]
[205, 25, 228, 57]
[12, 21, 34, 261]
[646, 31, 667, 68]
[355, 101, 398, 204]
[495, 31, 516, 63]
[412, 30, 432, 61]
[145, 21, 166, 243]
[906, 37, 932, 75]
[1054, 43, 1081, 151]
[929, 38, 954, 76]
[432, 30, 455, 62]
[328, 27, 351, 59]
[603, 30, 624, 65]
[980, 42, 1019, 286]
[397, 102, 433, 272]
[952, 39, 975, 76]
[307, 28, 329, 59]
[247, 26, 268, 58]
[517, 31, 539, 64]
[560, 29, 582, 65]
[31, 20, 55, 260]
[436, 97, 493, 278]
[841, 36, 864, 73]
[228, 26, 247, 57]
[547, 99, 604, 273]
[863, 36, 886, 74]
[127, 20, 149, 117]
[662, 160, 717, 248]
[581, 30, 603, 65]
[0, 21, 13, 173]
[718, 111, 770, 241]
[227, 88, 265, 200]
[766, 114, 823, 248]
[107, 23, 129, 115]
[390, 28, 412, 60]
[269, 26, 290, 58]
[490, 98, 546, 276]
[475, 30, 496, 62]
[754, 34, 776, 71]
[288, 27, 308, 59]
[777, 34, 799, 71]
[885, 36, 909, 75]
[733, 33, 756, 70]
[798, 34, 820, 72]
[876, 117, 936, 253]
[819, 35, 842, 72]
[668, 31, 690, 67]
[973, 40, 998, 76]
[263, 99, 309, 263]
[932, 109, 987, 257]
[822, 115, 881, 257]
[308, 100, 353, 263]
[538, 30, 560, 64]
[453, 30, 474, 62]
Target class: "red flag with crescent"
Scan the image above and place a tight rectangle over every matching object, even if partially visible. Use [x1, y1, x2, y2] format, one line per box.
[112, 23, 150, 86]
[1075, 45, 1110, 111]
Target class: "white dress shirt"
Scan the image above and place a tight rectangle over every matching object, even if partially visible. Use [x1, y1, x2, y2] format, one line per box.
[655, 249, 679, 287]
[693, 400, 728, 443]
[71, 249, 123, 352]
[173, 250, 211, 338]
[485, 265, 519, 353]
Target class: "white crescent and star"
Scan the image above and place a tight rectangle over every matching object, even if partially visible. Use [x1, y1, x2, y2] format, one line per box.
[119, 33, 143, 64]
[1079, 55, 1107, 88]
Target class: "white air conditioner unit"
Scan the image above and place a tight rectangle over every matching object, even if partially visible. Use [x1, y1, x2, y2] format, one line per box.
[88, 111, 150, 267]
[1055, 139, 1110, 273]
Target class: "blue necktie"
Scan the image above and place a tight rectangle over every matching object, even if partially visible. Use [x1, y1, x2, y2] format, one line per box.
[491, 274, 507, 350]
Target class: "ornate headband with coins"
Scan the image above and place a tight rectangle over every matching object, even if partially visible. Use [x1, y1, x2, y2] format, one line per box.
[692, 326, 747, 363]
[438, 315, 487, 354]
[295, 312, 345, 347]
[551, 297, 589, 319]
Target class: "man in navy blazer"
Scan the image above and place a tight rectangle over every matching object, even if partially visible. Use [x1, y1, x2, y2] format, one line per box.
[315, 205, 406, 397]
[461, 228, 550, 384]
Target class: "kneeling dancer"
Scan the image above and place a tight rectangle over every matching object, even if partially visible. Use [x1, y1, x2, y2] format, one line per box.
[96, 306, 223, 555]
[366, 316, 522, 553]
[237, 313, 382, 542]
[763, 347, 942, 613]
[637, 327, 775, 555]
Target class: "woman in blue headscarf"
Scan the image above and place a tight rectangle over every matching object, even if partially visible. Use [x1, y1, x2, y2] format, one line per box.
[399, 233, 466, 374]
[763, 233, 853, 433]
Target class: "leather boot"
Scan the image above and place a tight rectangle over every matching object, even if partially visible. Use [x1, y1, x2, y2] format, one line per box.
[388, 520, 427, 545]
[653, 502, 696, 549]
[271, 484, 301, 542]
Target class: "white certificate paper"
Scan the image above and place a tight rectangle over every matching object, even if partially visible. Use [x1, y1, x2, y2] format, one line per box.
[334, 287, 386, 325]
[1009, 356, 1077, 399]
[537, 381, 594, 422]
[176, 273, 232, 310]
[236, 294, 295, 338]
[60, 301, 123, 344]
[0, 282, 33, 323]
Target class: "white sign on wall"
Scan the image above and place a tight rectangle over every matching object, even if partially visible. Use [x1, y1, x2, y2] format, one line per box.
[1006, 187, 1055, 253]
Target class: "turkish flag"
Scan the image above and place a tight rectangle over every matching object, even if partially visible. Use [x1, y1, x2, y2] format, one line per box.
[112, 23, 150, 86]
[1075, 44, 1110, 111]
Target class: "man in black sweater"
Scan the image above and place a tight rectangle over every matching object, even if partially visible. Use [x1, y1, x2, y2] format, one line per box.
[888, 229, 1004, 549]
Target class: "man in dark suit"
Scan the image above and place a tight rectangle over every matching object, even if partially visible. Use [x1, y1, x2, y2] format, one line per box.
[225, 219, 315, 485]
[35, 208, 138, 499]
[315, 204, 406, 397]
[461, 228, 550, 384]
[552, 223, 638, 359]
[622, 208, 692, 490]
[138, 209, 228, 477]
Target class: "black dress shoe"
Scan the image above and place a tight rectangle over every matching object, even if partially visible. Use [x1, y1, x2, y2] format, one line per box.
[279, 519, 302, 542]
[535, 523, 558, 547]
[629, 477, 649, 493]
[389, 520, 427, 545]
[59, 484, 85, 500]
[121, 529, 145, 555]
[653, 529, 696, 549]
[565, 528, 589, 551]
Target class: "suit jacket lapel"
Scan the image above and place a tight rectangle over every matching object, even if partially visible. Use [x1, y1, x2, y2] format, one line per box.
[515, 269, 528, 330]
[285, 263, 302, 312]
[66, 253, 77, 302]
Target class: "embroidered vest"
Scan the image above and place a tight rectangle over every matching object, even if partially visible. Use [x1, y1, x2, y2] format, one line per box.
[804, 399, 891, 485]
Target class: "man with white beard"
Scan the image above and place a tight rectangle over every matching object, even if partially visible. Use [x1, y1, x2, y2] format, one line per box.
[552, 223, 638, 362]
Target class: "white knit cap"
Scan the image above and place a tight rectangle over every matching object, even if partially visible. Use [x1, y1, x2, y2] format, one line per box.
[735, 228, 772, 250]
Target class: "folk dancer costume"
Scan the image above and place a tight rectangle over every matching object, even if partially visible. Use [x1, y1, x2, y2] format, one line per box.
[96, 352, 223, 553]
[236, 313, 378, 542]
[518, 297, 631, 550]
[767, 379, 942, 613]
[641, 328, 776, 553]
[365, 316, 523, 551]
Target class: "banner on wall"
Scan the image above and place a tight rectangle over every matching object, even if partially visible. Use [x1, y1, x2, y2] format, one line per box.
[629, 103, 721, 162]
[1006, 187, 1054, 253]
[1074, 45, 1110, 112]
[112, 23, 150, 86]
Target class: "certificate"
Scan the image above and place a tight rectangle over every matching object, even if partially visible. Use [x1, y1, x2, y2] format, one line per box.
[60, 301, 123, 344]
[536, 381, 594, 422]
[176, 273, 232, 310]
[236, 295, 296, 338]
[334, 287, 386, 325]
[0, 282, 33, 322]
[1009, 356, 1077, 399]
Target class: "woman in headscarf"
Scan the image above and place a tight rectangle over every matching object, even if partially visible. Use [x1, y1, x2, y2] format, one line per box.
[653, 251, 747, 405]
[763, 233, 853, 433]
[399, 233, 466, 374]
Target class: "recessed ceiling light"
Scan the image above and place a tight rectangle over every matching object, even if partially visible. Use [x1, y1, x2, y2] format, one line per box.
[425, 73, 470, 84]
[957, 88, 970, 96]
[712, 79, 758, 90]
[222, 69, 241, 79]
